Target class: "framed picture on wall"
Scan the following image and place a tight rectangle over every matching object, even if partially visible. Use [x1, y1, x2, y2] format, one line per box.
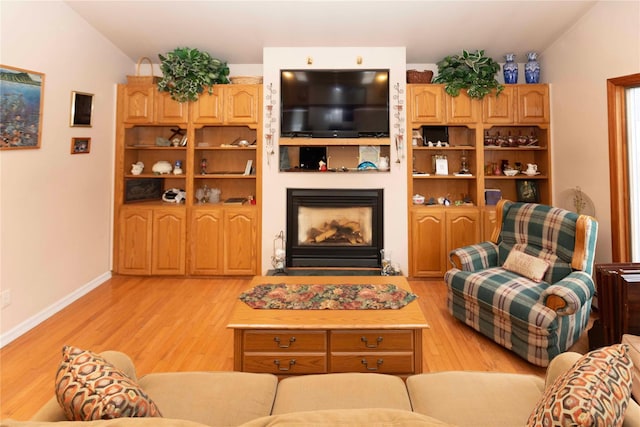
[70, 91, 94, 127]
[71, 137, 91, 154]
[516, 180, 540, 203]
[0, 64, 45, 150]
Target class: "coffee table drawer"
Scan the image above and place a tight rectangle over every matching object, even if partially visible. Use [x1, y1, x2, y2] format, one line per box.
[243, 330, 326, 351]
[243, 354, 327, 374]
[330, 353, 414, 373]
[330, 330, 414, 351]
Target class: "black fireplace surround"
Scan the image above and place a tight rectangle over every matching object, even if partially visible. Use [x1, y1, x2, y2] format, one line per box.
[286, 188, 383, 268]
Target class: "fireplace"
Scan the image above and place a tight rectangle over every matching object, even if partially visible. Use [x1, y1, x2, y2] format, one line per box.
[286, 188, 383, 268]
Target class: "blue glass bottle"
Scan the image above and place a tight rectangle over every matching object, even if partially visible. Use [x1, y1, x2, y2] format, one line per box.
[503, 53, 518, 84]
[525, 52, 540, 84]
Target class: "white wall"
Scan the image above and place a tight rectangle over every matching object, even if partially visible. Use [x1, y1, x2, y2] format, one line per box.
[544, 0, 640, 263]
[261, 47, 409, 273]
[0, 1, 132, 345]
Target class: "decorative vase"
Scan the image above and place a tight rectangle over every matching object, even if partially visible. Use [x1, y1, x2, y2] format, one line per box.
[525, 52, 540, 84]
[503, 53, 518, 84]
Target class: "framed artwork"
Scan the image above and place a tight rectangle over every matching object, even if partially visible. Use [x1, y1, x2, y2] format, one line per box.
[0, 65, 45, 150]
[125, 179, 163, 202]
[70, 91, 94, 127]
[516, 180, 540, 203]
[71, 137, 91, 154]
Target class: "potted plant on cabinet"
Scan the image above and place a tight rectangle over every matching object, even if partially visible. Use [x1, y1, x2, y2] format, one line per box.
[432, 49, 503, 99]
[157, 47, 230, 102]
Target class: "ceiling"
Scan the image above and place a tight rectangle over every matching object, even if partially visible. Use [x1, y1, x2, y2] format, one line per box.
[65, 0, 596, 65]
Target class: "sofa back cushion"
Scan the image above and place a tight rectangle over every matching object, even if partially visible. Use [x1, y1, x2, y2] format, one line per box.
[498, 202, 580, 283]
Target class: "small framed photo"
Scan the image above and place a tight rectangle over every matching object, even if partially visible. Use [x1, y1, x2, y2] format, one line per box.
[516, 180, 539, 203]
[71, 137, 91, 154]
[70, 91, 94, 127]
[435, 158, 449, 175]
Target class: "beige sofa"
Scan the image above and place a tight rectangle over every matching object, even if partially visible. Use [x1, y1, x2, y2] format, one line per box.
[3, 349, 640, 427]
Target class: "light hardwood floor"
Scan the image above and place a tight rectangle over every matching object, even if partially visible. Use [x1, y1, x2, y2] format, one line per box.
[0, 275, 588, 420]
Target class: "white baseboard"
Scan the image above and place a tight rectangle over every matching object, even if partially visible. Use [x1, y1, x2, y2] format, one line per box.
[0, 271, 112, 348]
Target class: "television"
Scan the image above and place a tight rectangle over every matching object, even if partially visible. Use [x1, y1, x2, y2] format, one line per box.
[280, 69, 389, 138]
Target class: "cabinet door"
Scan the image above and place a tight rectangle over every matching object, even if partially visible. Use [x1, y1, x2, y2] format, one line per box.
[122, 86, 154, 124]
[118, 207, 152, 274]
[189, 209, 224, 275]
[446, 90, 479, 123]
[151, 208, 186, 275]
[225, 85, 260, 124]
[483, 86, 516, 123]
[517, 85, 549, 123]
[223, 208, 256, 275]
[154, 91, 188, 124]
[446, 209, 480, 254]
[411, 209, 446, 277]
[409, 85, 445, 124]
[191, 86, 224, 124]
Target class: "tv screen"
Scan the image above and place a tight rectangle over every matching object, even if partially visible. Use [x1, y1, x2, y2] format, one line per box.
[280, 69, 389, 138]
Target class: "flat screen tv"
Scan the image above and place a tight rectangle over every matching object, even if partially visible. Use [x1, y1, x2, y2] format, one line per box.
[280, 69, 389, 138]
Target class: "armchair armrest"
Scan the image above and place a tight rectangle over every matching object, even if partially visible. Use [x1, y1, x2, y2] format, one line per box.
[448, 242, 499, 271]
[540, 271, 595, 315]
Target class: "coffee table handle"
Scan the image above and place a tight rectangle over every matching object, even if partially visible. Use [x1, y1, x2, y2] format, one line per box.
[274, 336, 296, 348]
[361, 358, 384, 371]
[274, 359, 296, 371]
[361, 336, 383, 348]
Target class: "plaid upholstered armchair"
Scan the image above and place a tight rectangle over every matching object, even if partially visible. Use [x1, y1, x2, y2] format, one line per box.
[444, 199, 599, 366]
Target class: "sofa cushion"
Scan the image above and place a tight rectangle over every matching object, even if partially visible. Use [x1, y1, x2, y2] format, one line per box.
[527, 344, 633, 427]
[138, 371, 278, 427]
[407, 371, 545, 426]
[239, 408, 455, 426]
[55, 346, 162, 420]
[271, 373, 412, 414]
[3, 419, 207, 427]
[622, 334, 640, 403]
[503, 249, 550, 282]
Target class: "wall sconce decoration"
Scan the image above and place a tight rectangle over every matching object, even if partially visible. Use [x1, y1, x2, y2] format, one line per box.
[272, 230, 286, 272]
[264, 83, 277, 166]
[70, 91, 94, 127]
[393, 82, 405, 164]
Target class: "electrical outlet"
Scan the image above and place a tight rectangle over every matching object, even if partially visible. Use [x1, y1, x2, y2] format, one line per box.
[1, 289, 11, 309]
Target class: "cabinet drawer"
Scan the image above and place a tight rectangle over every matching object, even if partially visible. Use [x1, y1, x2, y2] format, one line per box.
[330, 330, 414, 351]
[330, 353, 414, 374]
[243, 330, 326, 351]
[243, 354, 327, 374]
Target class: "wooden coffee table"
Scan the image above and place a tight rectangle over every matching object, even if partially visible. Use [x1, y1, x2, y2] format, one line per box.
[228, 275, 429, 376]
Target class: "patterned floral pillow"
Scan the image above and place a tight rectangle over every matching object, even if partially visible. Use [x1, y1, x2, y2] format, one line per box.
[527, 344, 632, 427]
[55, 345, 162, 420]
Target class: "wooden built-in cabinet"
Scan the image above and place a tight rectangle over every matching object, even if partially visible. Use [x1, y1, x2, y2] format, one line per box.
[117, 205, 186, 275]
[113, 83, 262, 276]
[408, 83, 551, 277]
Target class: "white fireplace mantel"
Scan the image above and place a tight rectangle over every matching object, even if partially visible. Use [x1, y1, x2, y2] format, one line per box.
[261, 47, 409, 274]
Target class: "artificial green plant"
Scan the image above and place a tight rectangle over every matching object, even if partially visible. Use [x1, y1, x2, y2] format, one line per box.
[157, 47, 230, 102]
[432, 49, 503, 99]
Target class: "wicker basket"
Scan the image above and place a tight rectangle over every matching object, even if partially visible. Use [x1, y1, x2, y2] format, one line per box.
[127, 57, 160, 85]
[230, 76, 263, 84]
[406, 70, 433, 84]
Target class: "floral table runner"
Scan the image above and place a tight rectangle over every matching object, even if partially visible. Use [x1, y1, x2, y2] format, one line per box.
[239, 283, 417, 310]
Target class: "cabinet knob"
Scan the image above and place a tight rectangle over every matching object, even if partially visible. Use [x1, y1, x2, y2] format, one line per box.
[361, 336, 383, 348]
[361, 358, 384, 371]
[274, 359, 296, 371]
[274, 336, 296, 348]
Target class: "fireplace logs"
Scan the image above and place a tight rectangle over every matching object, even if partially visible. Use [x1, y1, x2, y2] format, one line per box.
[306, 218, 365, 245]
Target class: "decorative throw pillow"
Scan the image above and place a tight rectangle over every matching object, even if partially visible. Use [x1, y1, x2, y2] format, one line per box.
[55, 345, 162, 420]
[527, 344, 633, 427]
[502, 249, 550, 282]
